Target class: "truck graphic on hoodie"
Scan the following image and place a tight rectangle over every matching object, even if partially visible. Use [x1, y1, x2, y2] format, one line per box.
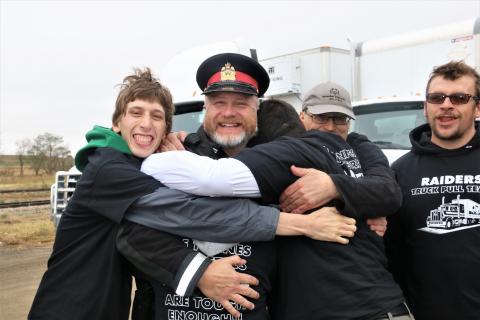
[426, 195, 480, 229]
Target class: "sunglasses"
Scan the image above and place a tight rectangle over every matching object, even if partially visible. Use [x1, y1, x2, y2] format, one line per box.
[426, 93, 480, 105]
[305, 111, 350, 125]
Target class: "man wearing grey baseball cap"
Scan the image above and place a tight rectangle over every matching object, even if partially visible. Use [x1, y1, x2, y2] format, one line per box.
[303, 82, 355, 115]
[300, 81, 355, 140]
[276, 82, 412, 320]
[281, 82, 384, 214]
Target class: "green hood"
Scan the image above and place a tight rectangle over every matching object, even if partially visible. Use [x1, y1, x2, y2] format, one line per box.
[75, 125, 131, 172]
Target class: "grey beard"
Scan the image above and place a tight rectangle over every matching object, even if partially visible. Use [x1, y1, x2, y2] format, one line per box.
[210, 127, 258, 149]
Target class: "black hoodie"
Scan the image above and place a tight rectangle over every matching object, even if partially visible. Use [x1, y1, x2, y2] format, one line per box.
[386, 122, 480, 320]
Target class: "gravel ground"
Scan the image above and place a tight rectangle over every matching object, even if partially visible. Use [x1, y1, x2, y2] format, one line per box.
[0, 244, 52, 320]
[0, 205, 135, 319]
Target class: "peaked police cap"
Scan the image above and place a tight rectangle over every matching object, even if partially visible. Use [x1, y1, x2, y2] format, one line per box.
[196, 53, 270, 97]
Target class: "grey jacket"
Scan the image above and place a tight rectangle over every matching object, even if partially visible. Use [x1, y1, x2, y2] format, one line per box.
[125, 186, 279, 243]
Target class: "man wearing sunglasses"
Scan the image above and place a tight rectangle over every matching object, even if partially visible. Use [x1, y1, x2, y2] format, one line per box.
[385, 61, 480, 320]
[300, 82, 353, 140]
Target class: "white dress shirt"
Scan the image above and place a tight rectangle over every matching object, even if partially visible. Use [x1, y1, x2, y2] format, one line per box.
[141, 150, 260, 197]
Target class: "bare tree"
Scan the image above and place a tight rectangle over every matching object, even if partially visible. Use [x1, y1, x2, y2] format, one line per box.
[28, 133, 72, 175]
[53, 146, 74, 171]
[28, 136, 47, 175]
[15, 138, 32, 176]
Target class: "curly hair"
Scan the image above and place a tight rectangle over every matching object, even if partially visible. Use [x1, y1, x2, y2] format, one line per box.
[426, 61, 480, 97]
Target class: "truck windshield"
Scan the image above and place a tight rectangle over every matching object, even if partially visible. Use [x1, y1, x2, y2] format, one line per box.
[172, 109, 205, 133]
[172, 101, 205, 133]
[351, 101, 425, 150]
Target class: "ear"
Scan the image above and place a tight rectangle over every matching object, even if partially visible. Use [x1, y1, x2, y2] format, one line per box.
[299, 111, 308, 127]
[112, 122, 121, 133]
[423, 102, 428, 117]
[155, 132, 168, 152]
[299, 111, 306, 121]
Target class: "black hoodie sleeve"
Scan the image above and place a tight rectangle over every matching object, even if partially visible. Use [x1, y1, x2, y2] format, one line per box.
[84, 149, 211, 297]
[117, 221, 211, 297]
[383, 204, 409, 293]
[329, 133, 402, 219]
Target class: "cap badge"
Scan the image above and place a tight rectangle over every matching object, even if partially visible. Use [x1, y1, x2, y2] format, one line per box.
[220, 63, 236, 81]
[325, 87, 345, 102]
[330, 88, 340, 95]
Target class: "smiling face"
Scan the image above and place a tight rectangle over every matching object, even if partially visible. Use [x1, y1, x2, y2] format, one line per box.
[203, 92, 259, 155]
[425, 75, 480, 149]
[300, 111, 350, 140]
[112, 99, 167, 158]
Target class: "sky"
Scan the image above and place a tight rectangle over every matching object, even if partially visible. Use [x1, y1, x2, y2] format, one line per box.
[1, 0, 479, 155]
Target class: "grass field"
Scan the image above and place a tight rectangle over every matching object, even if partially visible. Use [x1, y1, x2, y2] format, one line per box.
[1, 174, 53, 191]
[0, 206, 55, 246]
[0, 155, 57, 246]
[0, 155, 54, 190]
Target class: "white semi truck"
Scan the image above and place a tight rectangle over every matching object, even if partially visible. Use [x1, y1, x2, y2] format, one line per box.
[260, 17, 480, 163]
[259, 46, 352, 107]
[427, 195, 480, 229]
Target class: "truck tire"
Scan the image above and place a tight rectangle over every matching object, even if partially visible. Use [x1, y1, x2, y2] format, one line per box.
[446, 219, 453, 229]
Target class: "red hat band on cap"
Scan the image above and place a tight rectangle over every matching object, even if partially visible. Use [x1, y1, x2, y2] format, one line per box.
[206, 63, 259, 93]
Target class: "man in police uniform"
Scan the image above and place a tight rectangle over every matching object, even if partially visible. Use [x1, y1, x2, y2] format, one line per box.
[160, 53, 277, 319]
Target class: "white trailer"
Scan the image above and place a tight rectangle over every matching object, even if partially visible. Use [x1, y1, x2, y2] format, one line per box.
[258, 18, 480, 163]
[350, 18, 480, 163]
[353, 18, 480, 101]
[259, 46, 351, 110]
